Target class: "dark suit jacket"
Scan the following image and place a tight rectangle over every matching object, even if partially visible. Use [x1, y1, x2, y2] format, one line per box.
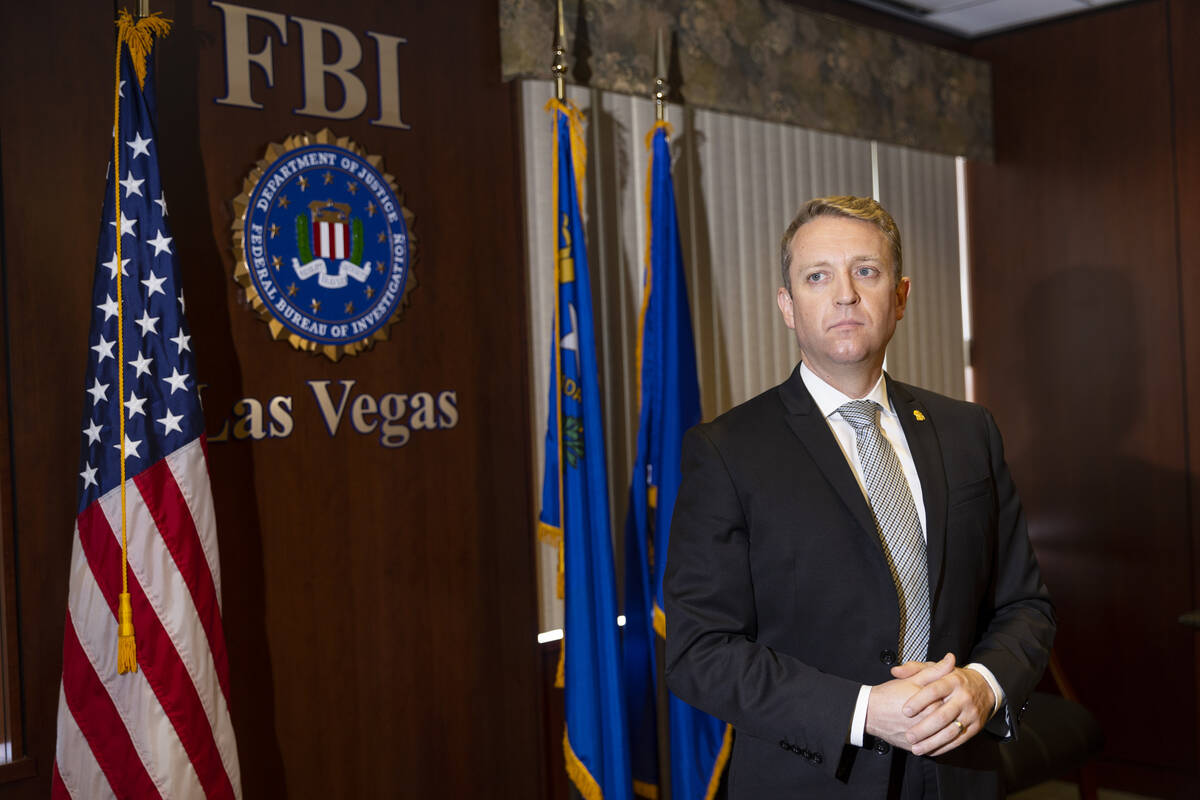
[664, 363, 1055, 799]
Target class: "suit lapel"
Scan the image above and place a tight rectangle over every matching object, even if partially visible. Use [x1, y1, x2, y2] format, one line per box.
[777, 364, 878, 543]
[888, 377, 949, 612]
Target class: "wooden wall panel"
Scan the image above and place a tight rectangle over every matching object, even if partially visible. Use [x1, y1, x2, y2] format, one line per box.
[0, 1, 542, 797]
[0, 2, 114, 794]
[1167, 0, 1200, 781]
[969, 1, 1199, 795]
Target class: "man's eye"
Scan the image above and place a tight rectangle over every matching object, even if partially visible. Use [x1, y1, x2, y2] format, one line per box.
[806, 272, 827, 283]
[856, 266, 878, 278]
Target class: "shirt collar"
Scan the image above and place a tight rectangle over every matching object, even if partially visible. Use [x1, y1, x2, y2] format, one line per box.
[799, 362, 894, 420]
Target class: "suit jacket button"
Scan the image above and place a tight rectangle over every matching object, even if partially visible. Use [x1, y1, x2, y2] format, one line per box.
[874, 740, 891, 755]
[879, 649, 897, 665]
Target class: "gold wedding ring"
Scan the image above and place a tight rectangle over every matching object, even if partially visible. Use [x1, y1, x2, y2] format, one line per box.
[951, 719, 965, 734]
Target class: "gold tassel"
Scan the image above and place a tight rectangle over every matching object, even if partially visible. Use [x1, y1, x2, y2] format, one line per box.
[117, 592, 138, 674]
[115, 9, 172, 89]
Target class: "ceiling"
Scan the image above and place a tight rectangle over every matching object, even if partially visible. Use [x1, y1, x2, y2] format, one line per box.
[842, 0, 1132, 38]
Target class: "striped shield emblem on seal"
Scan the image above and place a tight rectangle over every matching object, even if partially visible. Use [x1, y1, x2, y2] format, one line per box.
[311, 201, 351, 260]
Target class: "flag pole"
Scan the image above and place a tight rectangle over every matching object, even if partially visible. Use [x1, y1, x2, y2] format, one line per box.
[648, 29, 675, 799]
[547, 0, 569, 611]
[139, 0, 149, 17]
[654, 28, 667, 122]
[552, 0, 566, 102]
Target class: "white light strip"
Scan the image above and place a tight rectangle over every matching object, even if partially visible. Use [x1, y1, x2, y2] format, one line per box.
[870, 141, 881, 202]
[537, 615, 627, 644]
[955, 156, 975, 402]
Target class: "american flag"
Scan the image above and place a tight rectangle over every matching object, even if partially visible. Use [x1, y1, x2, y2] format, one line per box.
[53, 18, 242, 799]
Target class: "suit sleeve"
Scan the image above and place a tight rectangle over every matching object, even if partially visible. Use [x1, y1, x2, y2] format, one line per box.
[664, 425, 861, 777]
[967, 408, 1056, 739]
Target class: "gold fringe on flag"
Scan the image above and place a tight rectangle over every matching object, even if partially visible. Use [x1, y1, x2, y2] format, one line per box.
[563, 728, 606, 800]
[544, 99, 588, 210]
[704, 724, 735, 800]
[116, 9, 172, 89]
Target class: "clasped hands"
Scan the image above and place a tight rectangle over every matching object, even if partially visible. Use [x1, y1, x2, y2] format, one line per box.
[864, 653, 994, 757]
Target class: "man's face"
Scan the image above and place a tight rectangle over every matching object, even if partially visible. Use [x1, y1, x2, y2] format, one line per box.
[776, 215, 910, 384]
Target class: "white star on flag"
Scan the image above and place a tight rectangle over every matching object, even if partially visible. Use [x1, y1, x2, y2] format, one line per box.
[103, 252, 130, 278]
[80, 464, 98, 490]
[111, 211, 136, 237]
[83, 420, 103, 445]
[125, 390, 148, 419]
[127, 131, 152, 158]
[119, 172, 144, 197]
[147, 230, 172, 256]
[128, 351, 153, 378]
[86, 378, 108, 406]
[170, 330, 191, 354]
[113, 434, 142, 460]
[163, 367, 189, 395]
[91, 335, 115, 362]
[142, 271, 166, 297]
[157, 409, 184, 435]
[155, 192, 168, 215]
[135, 309, 159, 336]
[97, 295, 119, 321]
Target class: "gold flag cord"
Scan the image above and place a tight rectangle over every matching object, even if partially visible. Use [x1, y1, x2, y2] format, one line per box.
[112, 8, 172, 676]
[112, 12, 135, 676]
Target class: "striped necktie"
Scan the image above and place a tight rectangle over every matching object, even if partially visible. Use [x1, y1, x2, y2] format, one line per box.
[838, 400, 931, 662]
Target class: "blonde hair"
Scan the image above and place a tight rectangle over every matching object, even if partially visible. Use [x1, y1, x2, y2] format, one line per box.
[779, 196, 903, 290]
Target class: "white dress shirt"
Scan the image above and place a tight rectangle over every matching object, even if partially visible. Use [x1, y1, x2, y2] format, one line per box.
[798, 364, 1004, 747]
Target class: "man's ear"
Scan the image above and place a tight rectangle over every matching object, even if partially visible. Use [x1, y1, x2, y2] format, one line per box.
[895, 276, 911, 321]
[777, 286, 796, 330]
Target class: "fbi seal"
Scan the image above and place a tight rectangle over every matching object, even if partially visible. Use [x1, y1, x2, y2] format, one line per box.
[233, 130, 416, 360]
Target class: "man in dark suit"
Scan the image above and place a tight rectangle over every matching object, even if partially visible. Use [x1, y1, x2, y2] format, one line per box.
[664, 196, 1054, 798]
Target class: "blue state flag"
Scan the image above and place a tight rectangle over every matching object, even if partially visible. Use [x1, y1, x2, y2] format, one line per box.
[624, 122, 730, 800]
[539, 98, 632, 800]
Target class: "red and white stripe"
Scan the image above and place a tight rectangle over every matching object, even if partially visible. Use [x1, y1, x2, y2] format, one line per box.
[54, 437, 242, 799]
[313, 220, 349, 260]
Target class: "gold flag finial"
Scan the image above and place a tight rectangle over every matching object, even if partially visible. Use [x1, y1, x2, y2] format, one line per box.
[552, 0, 567, 101]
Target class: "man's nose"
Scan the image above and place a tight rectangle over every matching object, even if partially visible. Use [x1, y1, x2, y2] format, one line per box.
[833, 271, 859, 304]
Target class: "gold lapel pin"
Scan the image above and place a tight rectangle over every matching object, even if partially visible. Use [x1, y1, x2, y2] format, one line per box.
[913, 410, 926, 421]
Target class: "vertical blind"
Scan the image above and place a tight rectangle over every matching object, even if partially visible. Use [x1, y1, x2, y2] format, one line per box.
[519, 80, 964, 631]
